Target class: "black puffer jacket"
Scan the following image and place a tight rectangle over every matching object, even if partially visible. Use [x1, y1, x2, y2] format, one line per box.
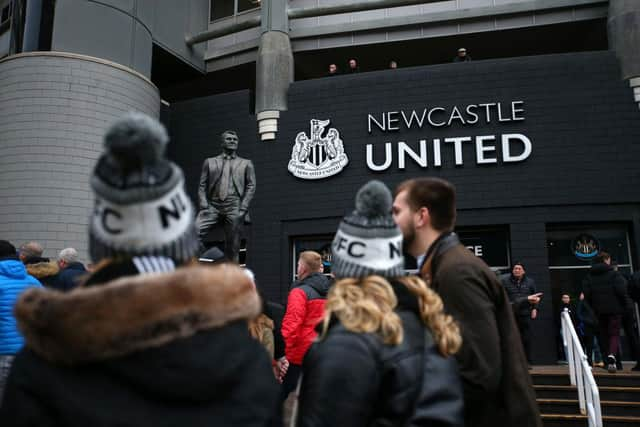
[500, 274, 537, 316]
[297, 281, 463, 427]
[582, 263, 628, 315]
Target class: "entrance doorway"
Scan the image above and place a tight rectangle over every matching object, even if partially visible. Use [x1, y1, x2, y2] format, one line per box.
[546, 224, 636, 361]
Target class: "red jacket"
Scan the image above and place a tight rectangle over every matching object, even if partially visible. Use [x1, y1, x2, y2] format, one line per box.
[282, 273, 331, 365]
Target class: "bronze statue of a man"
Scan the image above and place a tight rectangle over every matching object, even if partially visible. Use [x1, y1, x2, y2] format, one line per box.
[197, 130, 256, 262]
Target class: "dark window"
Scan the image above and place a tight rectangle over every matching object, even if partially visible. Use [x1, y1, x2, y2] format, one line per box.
[211, 0, 234, 21]
[547, 224, 631, 267]
[457, 226, 511, 271]
[1, 4, 12, 23]
[210, 0, 260, 21]
[237, 0, 260, 13]
[404, 226, 511, 271]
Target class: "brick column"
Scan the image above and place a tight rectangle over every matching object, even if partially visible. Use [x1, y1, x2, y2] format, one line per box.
[0, 52, 159, 263]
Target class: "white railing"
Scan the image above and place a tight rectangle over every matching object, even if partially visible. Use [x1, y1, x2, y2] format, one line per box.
[561, 309, 602, 427]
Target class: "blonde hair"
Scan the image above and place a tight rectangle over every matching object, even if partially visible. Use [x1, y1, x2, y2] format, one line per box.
[320, 275, 461, 356]
[397, 275, 461, 356]
[320, 275, 403, 345]
[299, 251, 322, 272]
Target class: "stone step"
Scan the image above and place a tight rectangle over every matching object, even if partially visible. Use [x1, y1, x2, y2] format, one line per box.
[538, 399, 640, 417]
[542, 414, 640, 427]
[532, 372, 640, 388]
[535, 385, 640, 402]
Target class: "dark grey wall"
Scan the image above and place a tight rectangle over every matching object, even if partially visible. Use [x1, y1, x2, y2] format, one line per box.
[168, 51, 640, 364]
[52, 0, 207, 77]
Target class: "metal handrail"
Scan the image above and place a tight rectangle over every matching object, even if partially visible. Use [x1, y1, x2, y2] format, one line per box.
[561, 309, 602, 427]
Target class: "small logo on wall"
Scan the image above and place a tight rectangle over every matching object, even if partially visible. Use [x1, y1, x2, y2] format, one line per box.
[572, 234, 600, 260]
[288, 119, 349, 179]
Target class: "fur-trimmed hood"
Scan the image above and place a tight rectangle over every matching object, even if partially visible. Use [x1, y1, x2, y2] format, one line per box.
[15, 264, 260, 365]
[25, 260, 59, 279]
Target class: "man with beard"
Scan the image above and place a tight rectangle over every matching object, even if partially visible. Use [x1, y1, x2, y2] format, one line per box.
[392, 177, 541, 427]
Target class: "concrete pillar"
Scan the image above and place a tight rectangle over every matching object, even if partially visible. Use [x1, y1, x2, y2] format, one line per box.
[608, 0, 640, 108]
[0, 52, 159, 263]
[255, 0, 293, 141]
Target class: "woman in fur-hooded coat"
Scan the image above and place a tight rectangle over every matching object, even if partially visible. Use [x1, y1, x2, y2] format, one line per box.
[0, 260, 279, 427]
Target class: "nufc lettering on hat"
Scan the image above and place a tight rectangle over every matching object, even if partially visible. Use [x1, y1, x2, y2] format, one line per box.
[334, 236, 401, 259]
[158, 193, 188, 229]
[91, 186, 193, 246]
[100, 205, 122, 235]
[366, 100, 532, 171]
[332, 229, 402, 270]
[97, 193, 188, 235]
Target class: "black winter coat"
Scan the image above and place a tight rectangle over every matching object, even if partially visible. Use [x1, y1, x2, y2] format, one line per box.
[582, 263, 628, 315]
[0, 261, 279, 427]
[500, 274, 537, 316]
[297, 281, 463, 427]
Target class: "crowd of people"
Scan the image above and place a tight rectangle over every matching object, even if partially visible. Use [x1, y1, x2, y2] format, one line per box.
[325, 48, 472, 77]
[559, 253, 640, 372]
[7, 111, 635, 426]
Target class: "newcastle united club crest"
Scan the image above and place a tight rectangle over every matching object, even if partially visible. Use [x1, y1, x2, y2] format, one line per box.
[288, 119, 349, 179]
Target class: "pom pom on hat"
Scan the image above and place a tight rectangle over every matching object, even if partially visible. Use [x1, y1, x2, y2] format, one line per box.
[89, 112, 199, 264]
[354, 180, 392, 219]
[331, 180, 404, 279]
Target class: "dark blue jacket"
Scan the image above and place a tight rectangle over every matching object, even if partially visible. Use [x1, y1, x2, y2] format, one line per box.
[0, 258, 41, 354]
[51, 262, 87, 291]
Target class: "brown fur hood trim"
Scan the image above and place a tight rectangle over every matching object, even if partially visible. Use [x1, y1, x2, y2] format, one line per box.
[26, 260, 59, 279]
[15, 264, 259, 365]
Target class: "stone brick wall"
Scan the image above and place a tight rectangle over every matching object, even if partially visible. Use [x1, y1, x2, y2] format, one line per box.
[0, 52, 159, 262]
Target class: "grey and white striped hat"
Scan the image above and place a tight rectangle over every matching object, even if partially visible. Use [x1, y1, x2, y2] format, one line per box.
[89, 113, 199, 264]
[331, 180, 404, 279]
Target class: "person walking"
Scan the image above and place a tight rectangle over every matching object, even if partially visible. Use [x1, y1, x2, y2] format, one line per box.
[583, 252, 629, 373]
[19, 241, 59, 288]
[0, 240, 41, 403]
[49, 248, 87, 291]
[296, 180, 463, 427]
[281, 251, 331, 399]
[392, 177, 541, 427]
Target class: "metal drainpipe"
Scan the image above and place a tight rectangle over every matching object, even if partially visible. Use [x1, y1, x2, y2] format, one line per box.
[22, 0, 42, 52]
[608, 0, 640, 110]
[255, 0, 292, 141]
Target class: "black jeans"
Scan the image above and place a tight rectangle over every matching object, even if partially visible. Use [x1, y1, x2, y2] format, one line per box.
[281, 363, 303, 400]
[270, 364, 302, 427]
[516, 314, 532, 364]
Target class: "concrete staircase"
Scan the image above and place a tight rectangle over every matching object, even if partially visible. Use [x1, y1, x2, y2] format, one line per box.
[532, 365, 640, 427]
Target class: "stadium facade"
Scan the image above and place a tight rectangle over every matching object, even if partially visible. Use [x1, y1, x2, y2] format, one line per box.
[1, 0, 639, 362]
